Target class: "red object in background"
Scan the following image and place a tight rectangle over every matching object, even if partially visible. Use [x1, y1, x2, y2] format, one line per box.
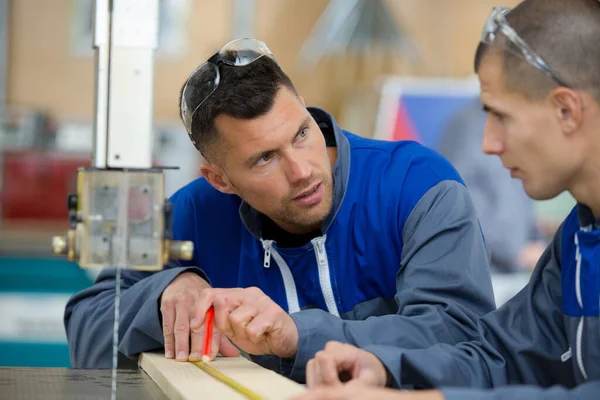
[392, 101, 420, 143]
[1, 150, 91, 221]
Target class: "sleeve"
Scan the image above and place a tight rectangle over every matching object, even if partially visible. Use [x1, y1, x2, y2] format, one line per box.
[441, 381, 600, 400]
[64, 264, 209, 368]
[288, 180, 496, 382]
[362, 225, 574, 392]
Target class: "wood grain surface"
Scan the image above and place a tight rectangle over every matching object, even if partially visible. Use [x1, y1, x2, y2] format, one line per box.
[139, 352, 305, 400]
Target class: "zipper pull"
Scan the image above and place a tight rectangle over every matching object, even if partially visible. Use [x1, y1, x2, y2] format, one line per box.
[561, 348, 572, 362]
[313, 237, 327, 264]
[320, 236, 328, 252]
[262, 240, 272, 268]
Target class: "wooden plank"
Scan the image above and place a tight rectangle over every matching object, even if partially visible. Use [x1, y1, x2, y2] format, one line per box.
[139, 352, 305, 400]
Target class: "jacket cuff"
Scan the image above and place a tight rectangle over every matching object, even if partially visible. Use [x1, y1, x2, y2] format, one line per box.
[361, 344, 404, 389]
[287, 312, 315, 382]
[120, 266, 210, 357]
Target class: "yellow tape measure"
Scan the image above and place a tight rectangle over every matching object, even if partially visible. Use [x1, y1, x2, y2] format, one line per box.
[192, 360, 266, 400]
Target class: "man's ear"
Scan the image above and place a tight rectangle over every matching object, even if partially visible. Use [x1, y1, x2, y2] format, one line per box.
[550, 87, 584, 137]
[200, 163, 235, 194]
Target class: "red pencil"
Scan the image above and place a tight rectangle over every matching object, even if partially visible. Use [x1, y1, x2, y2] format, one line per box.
[201, 307, 215, 362]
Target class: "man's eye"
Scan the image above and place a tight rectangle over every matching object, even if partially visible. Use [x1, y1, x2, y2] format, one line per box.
[256, 153, 272, 166]
[297, 128, 308, 139]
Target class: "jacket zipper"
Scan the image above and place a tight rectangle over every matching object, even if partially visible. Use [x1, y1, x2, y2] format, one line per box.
[261, 239, 300, 313]
[574, 233, 588, 380]
[312, 236, 340, 317]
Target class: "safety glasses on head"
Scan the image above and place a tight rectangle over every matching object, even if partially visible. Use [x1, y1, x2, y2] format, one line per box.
[180, 38, 277, 146]
[481, 6, 571, 88]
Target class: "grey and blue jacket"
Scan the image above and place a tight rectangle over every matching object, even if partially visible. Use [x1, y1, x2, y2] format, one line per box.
[363, 204, 600, 399]
[64, 108, 495, 382]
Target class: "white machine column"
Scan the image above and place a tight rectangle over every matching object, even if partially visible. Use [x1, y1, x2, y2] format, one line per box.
[92, 0, 159, 169]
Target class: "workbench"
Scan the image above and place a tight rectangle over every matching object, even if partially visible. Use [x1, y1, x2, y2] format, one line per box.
[0, 367, 166, 400]
[0, 352, 305, 400]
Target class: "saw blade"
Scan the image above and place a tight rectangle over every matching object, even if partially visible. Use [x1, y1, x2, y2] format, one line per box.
[111, 265, 121, 400]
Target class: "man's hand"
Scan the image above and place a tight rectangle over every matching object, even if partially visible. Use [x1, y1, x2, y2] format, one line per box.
[290, 384, 445, 400]
[304, 342, 388, 388]
[160, 272, 240, 361]
[191, 287, 299, 358]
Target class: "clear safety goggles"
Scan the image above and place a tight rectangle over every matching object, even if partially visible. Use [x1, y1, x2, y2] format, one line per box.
[481, 6, 571, 88]
[180, 38, 277, 141]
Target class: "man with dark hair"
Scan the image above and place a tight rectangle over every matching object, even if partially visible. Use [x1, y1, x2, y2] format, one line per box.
[439, 100, 544, 275]
[64, 39, 495, 382]
[294, 0, 600, 398]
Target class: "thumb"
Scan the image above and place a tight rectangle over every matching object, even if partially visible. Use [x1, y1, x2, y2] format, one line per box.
[217, 333, 241, 357]
[354, 369, 384, 387]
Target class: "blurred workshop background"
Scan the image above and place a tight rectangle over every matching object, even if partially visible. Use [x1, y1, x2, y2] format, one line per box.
[0, 0, 576, 368]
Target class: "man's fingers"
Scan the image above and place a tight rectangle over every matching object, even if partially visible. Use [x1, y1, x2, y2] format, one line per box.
[323, 342, 360, 373]
[314, 350, 342, 387]
[190, 287, 268, 359]
[209, 329, 220, 360]
[306, 358, 318, 388]
[320, 342, 387, 388]
[354, 369, 381, 386]
[228, 303, 258, 340]
[212, 290, 251, 337]
[244, 299, 282, 345]
[190, 288, 220, 333]
[190, 326, 238, 362]
[189, 321, 206, 362]
[160, 300, 176, 359]
[289, 387, 344, 400]
[196, 287, 265, 335]
[190, 288, 224, 361]
[218, 334, 241, 358]
[246, 312, 272, 350]
[174, 304, 190, 361]
[304, 342, 362, 386]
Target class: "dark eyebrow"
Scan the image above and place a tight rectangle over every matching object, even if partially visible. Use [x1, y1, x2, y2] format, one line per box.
[244, 116, 312, 167]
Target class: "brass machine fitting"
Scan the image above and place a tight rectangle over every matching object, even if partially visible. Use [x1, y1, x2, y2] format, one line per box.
[163, 240, 194, 265]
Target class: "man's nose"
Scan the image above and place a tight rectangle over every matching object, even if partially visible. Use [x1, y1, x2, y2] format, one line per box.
[481, 122, 505, 155]
[285, 154, 312, 184]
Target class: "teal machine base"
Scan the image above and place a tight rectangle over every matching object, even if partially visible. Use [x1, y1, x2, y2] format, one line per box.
[0, 257, 94, 367]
